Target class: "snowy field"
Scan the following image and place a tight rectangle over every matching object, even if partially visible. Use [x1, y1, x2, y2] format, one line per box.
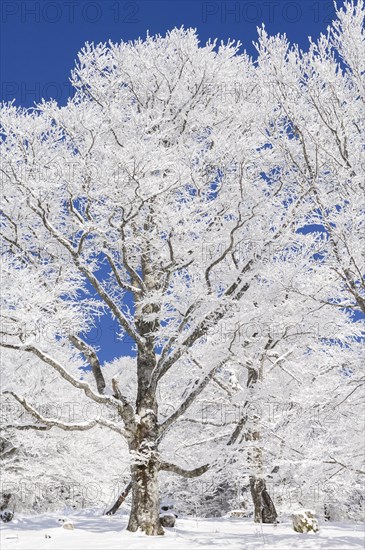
[1, 513, 364, 550]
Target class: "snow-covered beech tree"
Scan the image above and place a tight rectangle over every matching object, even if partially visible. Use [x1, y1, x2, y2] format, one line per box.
[242, 0, 365, 519]
[183, 0, 364, 521]
[1, 1, 364, 535]
[157, 0, 365, 522]
[0, 28, 296, 535]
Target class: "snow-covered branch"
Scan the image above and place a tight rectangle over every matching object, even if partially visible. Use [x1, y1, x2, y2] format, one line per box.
[0, 343, 118, 408]
[159, 461, 209, 478]
[3, 391, 127, 436]
[159, 357, 230, 435]
[69, 334, 106, 394]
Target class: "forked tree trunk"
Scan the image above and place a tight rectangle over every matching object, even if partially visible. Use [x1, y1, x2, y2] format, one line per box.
[249, 476, 278, 523]
[125, 232, 209, 534]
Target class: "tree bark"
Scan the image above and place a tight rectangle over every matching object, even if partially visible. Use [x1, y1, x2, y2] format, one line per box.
[126, 315, 163, 532]
[125, 349, 163, 536]
[0, 493, 12, 512]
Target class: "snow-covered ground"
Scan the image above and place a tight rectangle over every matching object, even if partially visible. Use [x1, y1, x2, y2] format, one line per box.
[1, 512, 364, 550]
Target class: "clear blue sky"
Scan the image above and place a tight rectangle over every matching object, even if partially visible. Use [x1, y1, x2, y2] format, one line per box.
[0, 0, 346, 363]
[1, 0, 341, 107]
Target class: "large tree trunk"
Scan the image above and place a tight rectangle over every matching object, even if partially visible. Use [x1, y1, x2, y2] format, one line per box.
[127, 248, 164, 536]
[126, 222, 170, 535]
[127, 461, 163, 535]
[228, 365, 278, 523]
[126, 346, 163, 536]
[246, 426, 278, 524]
[249, 476, 277, 523]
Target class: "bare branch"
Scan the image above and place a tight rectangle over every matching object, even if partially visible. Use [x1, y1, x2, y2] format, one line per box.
[324, 455, 365, 476]
[69, 334, 106, 394]
[192, 356, 234, 396]
[1, 424, 50, 431]
[111, 378, 136, 430]
[104, 249, 143, 295]
[105, 480, 133, 515]
[23, 194, 145, 346]
[159, 461, 209, 478]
